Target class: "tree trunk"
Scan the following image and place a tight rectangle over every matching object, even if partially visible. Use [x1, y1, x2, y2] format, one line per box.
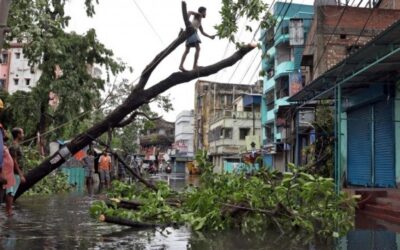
[99, 214, 165, 228]
[14, 1, 256, 200]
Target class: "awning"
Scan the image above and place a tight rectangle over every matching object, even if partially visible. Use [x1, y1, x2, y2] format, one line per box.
[243, 94, 262, 107]
[288, 18, 400, 102]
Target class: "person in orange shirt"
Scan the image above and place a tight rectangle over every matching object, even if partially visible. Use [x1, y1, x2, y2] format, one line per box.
[98, 150, 112, 187]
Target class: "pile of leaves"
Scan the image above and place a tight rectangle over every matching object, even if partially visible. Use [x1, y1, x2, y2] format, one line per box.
[90, 152, 355, 240]
[23, 148, 73, 196]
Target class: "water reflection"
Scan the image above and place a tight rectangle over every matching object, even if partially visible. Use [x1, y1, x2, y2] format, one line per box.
[0, 174, 399, 249]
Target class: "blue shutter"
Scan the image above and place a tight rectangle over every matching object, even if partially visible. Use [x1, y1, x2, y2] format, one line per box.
[374, 100, 395, 187]
[347, 105, 372, 186]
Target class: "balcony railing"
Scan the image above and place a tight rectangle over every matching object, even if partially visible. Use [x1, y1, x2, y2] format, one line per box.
[211, 110, 262, 123]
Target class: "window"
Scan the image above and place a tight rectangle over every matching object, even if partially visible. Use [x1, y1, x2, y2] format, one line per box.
[0, 79, 5, 88]
[239, 128, 250, 140]
[25, 78, 31, 86]
[265, 123, 274, 143]
[340, 34, 346, 39]
[226, 95, 233, 106]
[1, 53, 8, 64]
[224, 128, 232, 139]
[266, 90, 274, 111]
[30, 66, 35, 74]
[13, 78, 19, 85]
[15, 52, 21, 59]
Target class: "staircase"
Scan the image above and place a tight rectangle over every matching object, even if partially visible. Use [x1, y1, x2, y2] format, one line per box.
[356, 189, 400, 226]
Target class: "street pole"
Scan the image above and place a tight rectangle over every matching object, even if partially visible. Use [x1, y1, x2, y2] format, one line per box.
[0, 0, 12, 51]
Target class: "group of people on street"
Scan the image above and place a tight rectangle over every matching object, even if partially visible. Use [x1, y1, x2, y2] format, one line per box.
[81, 149, 112, 189]
[0, 99, 26, 216]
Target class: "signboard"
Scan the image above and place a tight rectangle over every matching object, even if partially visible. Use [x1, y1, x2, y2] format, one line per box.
[289, 71, 303, 96]
[289, 18, 304, 46]
[173, 140, 188, 153]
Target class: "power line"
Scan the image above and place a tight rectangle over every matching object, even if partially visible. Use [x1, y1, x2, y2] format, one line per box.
[131, 0, 164, 45]
[240, 49, 261, 84]
[311, 6, 348, 80]
[295, 5, 378, 112]
[234, 0, 290, 85]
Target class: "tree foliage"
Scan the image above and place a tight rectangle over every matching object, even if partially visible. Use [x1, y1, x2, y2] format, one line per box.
[215, 0, 276, 44]
[90, 156, 355, 241]
[4, 0, 123, 142]
[302, 104, 335, 177]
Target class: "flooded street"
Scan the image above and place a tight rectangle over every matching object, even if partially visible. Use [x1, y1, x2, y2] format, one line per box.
[0, 174, 399, 249]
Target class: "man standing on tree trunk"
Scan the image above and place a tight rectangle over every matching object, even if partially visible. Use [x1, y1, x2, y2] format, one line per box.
[179, 6, 215, 72]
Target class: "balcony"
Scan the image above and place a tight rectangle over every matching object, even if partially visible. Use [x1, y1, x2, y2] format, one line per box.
[263, 77, 275, 93]
[266, 109, 275, 121]
[274, 61, 294, 79]
[211, 110, 262, 124]
[274, 33, 289, 47]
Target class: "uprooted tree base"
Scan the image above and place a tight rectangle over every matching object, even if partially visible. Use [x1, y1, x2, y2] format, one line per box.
[14, 1, 256, 200]
[90, 161, 356, 242]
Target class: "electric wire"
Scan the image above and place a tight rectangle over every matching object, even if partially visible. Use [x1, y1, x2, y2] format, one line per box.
[131, 0, 164, 45]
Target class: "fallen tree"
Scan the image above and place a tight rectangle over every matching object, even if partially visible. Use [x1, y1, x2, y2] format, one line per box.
[14, 1, 256, 199]
[90, 155, 356, 241]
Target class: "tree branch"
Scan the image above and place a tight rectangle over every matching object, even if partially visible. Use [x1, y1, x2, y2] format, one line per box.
[142, 44, 256, 99]
[15, 25, 255, 199]
[115, 111, 161, 128]
[136, 1, 193, 90]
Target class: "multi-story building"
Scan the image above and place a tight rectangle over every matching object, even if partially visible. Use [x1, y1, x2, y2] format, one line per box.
[1, 43, 41, 93]
[139, 119, 175, 168]
[208, 94, 262, 172]
[172, 110, 195, 173]
[261, 2, 314, 171]
[288, 2, 400, 189]
[194, 80, 262, 171]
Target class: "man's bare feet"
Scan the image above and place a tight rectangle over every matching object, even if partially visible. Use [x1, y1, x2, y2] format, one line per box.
[179, 66, 188, 72]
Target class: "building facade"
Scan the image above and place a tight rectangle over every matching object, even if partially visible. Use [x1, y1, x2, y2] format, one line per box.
[289, 3, 400, 188]
[139, 119, 175, 168]
[194, 80, 262, 171]
[261, 2, 314, 171]
[1, 43, 41, 93]
[173, 110, 195, 173]
[208, 94, 262, 172]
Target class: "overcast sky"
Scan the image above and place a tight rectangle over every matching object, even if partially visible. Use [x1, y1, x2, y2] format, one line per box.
[64, 0, 309, 122]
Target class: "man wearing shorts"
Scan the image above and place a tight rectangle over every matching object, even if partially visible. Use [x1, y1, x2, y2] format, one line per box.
[98, 151, 112, 187]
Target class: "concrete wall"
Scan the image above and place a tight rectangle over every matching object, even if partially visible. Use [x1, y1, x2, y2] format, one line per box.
[175, 110, 195, 157]
[8, 46, 41, 93]
[309, 6, 400, 80]
[378, 0, 400, 9]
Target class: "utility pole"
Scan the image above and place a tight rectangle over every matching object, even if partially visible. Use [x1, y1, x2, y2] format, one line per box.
[0, 0, 12, 51]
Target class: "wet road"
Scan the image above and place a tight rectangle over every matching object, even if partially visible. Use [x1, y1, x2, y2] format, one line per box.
[0, 174, 399, 249]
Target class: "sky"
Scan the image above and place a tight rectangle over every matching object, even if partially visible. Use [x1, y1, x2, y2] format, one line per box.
[64, 0, 308, 122]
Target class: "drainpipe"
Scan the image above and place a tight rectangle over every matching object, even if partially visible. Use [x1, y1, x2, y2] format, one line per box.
[295, 111, 299, 166]
[335, 86, 342, 194]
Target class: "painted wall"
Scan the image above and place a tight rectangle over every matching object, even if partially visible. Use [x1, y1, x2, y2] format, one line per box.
[8, 47, 41, 93]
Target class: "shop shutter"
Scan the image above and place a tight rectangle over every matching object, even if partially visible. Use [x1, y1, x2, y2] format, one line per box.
[374, 100, 395, 187]
[347, 105, 372, 186]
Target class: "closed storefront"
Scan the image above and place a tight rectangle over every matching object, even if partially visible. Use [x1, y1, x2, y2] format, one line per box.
[347, 99, 395, 187]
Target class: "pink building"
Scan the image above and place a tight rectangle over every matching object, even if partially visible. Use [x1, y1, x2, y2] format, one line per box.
[0, 50, 10, 90]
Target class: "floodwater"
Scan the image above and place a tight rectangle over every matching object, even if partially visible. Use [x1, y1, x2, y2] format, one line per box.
[0, 173, 399, 250]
